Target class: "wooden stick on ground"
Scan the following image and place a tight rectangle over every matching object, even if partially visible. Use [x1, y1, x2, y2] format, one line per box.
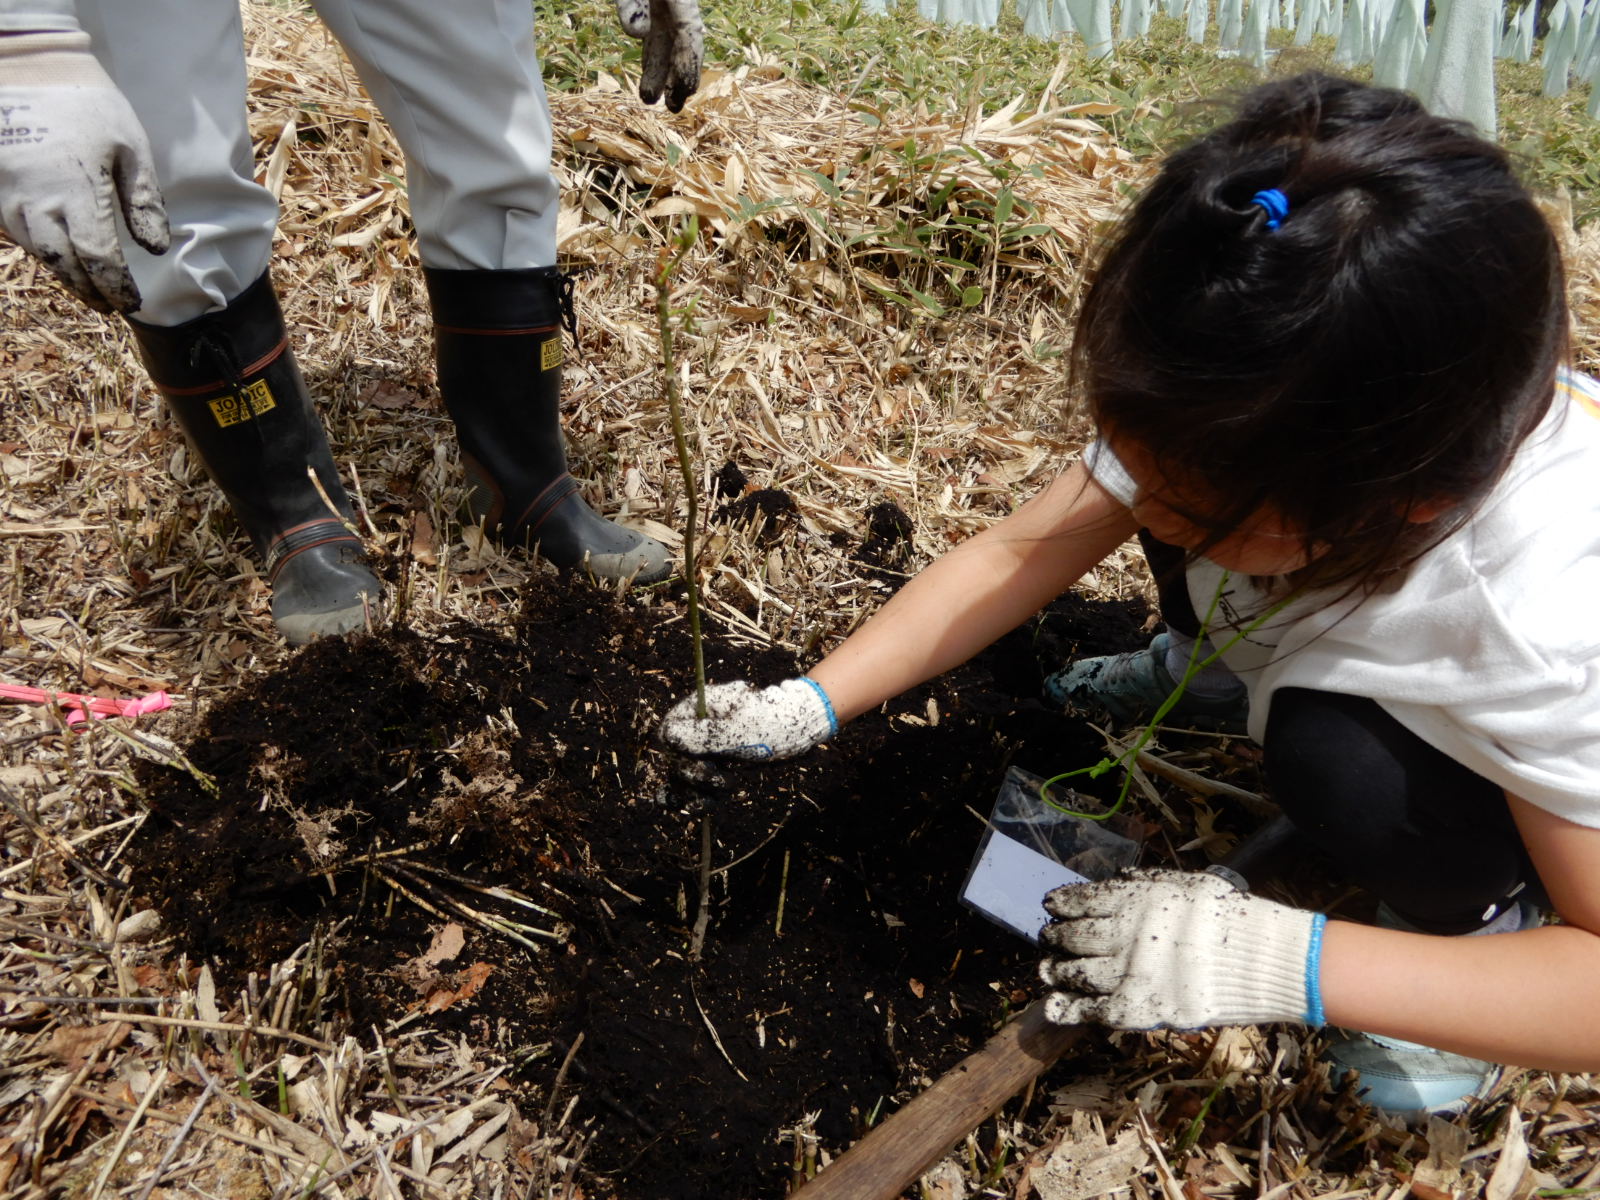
[790, 999, 1083, 1200]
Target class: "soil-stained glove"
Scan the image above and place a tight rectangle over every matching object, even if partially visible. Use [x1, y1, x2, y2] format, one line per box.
[614, 0, 704, 112]
[1039, 868, 1327, 1030]
[0, 30, 169, 313]
[658, 677, 837, 761]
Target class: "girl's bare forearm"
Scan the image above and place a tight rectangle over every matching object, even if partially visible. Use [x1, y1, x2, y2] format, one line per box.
[1321, 921, 1600, 1072]
[809, 463, 1137, 722]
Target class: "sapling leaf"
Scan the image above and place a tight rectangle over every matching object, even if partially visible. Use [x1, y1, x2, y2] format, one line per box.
[800, 168, 843, 200]
[1002, 224, 1058, 242]
[993, 188, 1015, 226]
[846, 227, 896, 247]
[860, 280, 915, 309]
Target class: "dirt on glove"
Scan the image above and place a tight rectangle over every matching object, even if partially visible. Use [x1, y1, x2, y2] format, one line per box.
[127, 570, 1148, 1198]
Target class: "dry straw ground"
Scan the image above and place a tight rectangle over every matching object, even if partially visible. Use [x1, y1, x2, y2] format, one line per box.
[3, 3, 1600, 1198]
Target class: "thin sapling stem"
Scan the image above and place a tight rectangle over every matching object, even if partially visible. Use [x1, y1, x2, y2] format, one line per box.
[657, 219, 719, 960]
[655, 216, 707, 717]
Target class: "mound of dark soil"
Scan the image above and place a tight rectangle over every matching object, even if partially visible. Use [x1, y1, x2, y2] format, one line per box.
[129, 571, 1148, 1199]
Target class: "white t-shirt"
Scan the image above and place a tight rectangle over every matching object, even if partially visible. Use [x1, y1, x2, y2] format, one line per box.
[1083, 369, 1600, 828]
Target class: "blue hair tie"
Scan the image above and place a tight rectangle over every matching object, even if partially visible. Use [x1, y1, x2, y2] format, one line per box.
[1251, 188, 1289, 231]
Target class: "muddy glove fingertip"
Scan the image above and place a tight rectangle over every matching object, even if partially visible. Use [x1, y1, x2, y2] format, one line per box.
[615, 0, 651, 37]
[1042, 991, 1097, 1026]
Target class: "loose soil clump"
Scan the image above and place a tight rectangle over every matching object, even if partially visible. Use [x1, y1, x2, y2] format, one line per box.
[128, 571, 1148, 1198]
[852, 501, 918, 577]
[715, 487, 799, 545]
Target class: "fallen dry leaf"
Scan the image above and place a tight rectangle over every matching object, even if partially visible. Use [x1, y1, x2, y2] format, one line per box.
[131, 964, 171, 990]
[421, 921, 466, 966]
[1486, 1108, 1531, 1200]
[1035, 1110, 1149, 1200]
[47, 1021, 130, 1070]
[423, 961, 495, 1013]
[80, 664, 171, 692]
[456, 961, 493, 998]
[360, 379, 423, 410]
[1411, 1115, 1468, 1200]
[410, 510, 438, 565]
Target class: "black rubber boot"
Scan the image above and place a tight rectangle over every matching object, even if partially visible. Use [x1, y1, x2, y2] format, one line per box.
[423, 266, 670, 585]
[128, 272, 381, 646]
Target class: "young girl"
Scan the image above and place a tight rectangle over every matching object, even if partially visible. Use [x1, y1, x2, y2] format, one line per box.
[660, 72, 1600, 1116]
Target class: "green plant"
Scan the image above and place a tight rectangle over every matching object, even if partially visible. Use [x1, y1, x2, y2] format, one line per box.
[535, 0, 1599, 213]
[1173, 1071, 1235, 1156]
[1039, 570, 1290, 822]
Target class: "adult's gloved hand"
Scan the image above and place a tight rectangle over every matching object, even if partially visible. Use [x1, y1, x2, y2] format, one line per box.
[658, 677, 837, 761]
[1039, 868, 1327, 1030]
[0, 30, 169, 313]
[614, 0, 704, 112]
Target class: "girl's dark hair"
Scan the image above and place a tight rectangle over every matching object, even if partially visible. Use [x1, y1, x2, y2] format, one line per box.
[1071, 71, 1568, 594]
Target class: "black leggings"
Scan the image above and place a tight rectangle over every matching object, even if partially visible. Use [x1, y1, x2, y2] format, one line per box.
[1142, 532, 1539, 934]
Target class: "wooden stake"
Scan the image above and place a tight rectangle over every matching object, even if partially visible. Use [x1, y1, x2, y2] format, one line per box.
[790, 1000, 1082, 1200]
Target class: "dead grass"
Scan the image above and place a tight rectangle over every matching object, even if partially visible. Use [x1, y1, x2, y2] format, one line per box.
[2, 3, 1600, 1198]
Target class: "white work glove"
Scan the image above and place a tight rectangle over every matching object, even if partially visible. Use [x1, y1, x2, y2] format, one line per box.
[614, 0, 704, 112]
[0, 30, 169, 313]
[658, 677, 837, 761]
[1039, 868, 1327, 1030]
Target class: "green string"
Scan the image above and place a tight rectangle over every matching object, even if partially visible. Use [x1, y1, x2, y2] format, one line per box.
[1038, 570, 1292, 822]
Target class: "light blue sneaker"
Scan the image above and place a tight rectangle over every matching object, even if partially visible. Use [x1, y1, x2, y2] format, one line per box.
[1325, 899, 1541, 1117]
[1043, 632, 1249, 733]
[1324, 1032, 1500, 1117]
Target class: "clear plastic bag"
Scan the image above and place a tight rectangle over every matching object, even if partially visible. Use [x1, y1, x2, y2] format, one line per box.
[959, 765, 1141, 942]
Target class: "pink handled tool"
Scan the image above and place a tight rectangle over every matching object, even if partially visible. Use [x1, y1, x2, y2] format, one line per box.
[0, 683, 173, 725]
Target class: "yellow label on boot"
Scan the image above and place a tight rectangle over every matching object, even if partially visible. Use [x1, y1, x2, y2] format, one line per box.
[540, 337, 563, 371]
[208, 379, 277, 428]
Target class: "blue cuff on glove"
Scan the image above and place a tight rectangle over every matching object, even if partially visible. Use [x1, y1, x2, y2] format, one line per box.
[799, 676, 838, 737]
[1304, 912, 1327, 1027]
